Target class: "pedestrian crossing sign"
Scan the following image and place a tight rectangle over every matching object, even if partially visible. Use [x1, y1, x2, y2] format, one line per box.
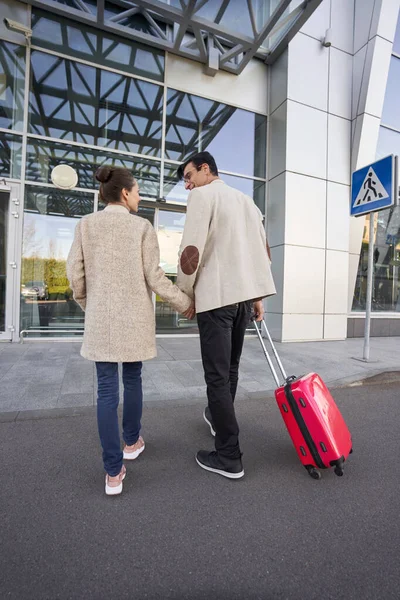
[351, 155, 397, 216]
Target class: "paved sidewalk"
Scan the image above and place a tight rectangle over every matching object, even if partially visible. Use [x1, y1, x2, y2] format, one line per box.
[1, 335, 399, 415]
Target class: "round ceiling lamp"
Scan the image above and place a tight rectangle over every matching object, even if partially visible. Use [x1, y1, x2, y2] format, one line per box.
[51, 164, 78, 190]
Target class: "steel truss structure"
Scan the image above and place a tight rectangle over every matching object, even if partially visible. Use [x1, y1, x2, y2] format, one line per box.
[21, 0, 322, 75]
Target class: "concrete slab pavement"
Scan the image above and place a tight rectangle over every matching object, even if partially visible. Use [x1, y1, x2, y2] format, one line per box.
[1, 335, 400, 415]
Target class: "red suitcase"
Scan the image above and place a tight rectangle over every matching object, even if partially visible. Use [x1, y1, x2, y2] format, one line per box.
[253, 319, 353, 480]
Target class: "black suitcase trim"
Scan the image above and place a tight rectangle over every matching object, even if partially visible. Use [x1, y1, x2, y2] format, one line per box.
[284, 382, 326, 470]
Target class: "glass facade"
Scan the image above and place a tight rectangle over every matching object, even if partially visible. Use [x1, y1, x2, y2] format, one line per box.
[352, 11, 400, 313]
[0, 7, 267, 338]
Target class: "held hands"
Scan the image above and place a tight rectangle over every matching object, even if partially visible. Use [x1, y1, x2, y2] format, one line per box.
[253, 300, 264, 322]
[183, 301, 196, 320]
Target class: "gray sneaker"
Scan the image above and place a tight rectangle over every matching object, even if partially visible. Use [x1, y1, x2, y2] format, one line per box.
[203, 407, 216, 437]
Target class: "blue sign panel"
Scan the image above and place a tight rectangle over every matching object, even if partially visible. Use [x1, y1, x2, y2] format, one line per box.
[351, 155, 396, 217]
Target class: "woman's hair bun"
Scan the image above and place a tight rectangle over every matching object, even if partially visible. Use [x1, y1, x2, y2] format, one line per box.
[96, 166, 113, 183]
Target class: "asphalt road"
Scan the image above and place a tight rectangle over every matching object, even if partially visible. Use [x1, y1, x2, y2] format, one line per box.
[1, 383, 399, 600]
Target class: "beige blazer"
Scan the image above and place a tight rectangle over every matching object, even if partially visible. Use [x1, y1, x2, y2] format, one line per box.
[177, 179, 276, 313]
[67, 205, 191, 363]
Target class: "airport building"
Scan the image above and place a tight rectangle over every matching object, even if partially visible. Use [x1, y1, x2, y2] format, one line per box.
[1, 0, 400, 342]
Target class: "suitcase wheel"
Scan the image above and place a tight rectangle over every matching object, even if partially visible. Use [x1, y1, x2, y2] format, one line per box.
[334, 466, 344, 477]
[305, 465, 321, 480]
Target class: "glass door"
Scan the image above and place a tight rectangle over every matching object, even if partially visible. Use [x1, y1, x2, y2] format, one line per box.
[156, 208, 198, 333]
[0, 185, 18, 341]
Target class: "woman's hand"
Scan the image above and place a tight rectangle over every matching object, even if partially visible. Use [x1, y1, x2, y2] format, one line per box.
[183, 302, 196, 320]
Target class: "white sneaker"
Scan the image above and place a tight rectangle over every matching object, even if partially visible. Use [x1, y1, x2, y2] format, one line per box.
[123, 436, 145, 460]
[105, 465, 126, 496]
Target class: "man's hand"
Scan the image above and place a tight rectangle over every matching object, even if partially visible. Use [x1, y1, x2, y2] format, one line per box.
[183, 302, 196, 320]
[253, 300, 264, 322]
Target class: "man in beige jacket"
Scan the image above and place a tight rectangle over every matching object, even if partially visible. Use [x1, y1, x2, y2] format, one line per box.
[177, 151, 276, 479]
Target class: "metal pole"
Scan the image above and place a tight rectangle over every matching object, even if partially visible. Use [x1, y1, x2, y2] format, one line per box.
[363, 212, 375, 361]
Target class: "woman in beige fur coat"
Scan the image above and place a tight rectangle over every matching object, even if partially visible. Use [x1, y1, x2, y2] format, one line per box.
[67, 166, 193, 496]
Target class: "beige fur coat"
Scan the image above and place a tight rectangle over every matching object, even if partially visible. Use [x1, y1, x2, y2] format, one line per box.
[67, 205, 191, 362]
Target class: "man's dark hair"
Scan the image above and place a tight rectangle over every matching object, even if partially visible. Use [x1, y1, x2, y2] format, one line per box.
[177, 151, 219, 180]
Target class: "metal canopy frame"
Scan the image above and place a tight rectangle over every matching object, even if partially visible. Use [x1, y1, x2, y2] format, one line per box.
[21, 0, 323, 75]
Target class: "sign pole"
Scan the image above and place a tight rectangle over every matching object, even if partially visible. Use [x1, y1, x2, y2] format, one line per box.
[363, 213, 375, 361]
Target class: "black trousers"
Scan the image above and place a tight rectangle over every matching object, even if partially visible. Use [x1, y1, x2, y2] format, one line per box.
[197, 301, 252, 460]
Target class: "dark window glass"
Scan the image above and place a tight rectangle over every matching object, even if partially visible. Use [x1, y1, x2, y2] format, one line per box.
[353, 124, 400, 313]
[165, 89, 267, 178]
[352, 210, 400, 312]
[381, 56, 400, 131]
[163, 164, 266, 212]
[26, 138, 161, 199]
[50, 0, 97, 15]
[31, 9, 164, 82]
[0, 40, 25, 130]
[0, 132, 22, 179]
[24, 186, 94, 218]
[29, 50, 163, 157]
[21, 186, 94, 337]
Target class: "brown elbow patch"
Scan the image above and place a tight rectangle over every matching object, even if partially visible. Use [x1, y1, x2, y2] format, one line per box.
[180, 245, 199, 275]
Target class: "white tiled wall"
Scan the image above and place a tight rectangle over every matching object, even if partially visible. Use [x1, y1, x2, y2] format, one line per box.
[268, 102, 287, 180]
[267, 0, 399, 341]
[268, 245, 285, 314]
[270, 50, 288, 115]
[285, 173, 326, 248]
[283, 246, 326, 314]
[330, 0, 355, 54]
[324, 315, 348, 340]
[283, 314, 324, 342]
[267, 0, 355, 341]
[364, 36, 393, 118]
[329, 49, 353, 119]
[165, 54, 268, 114]
[324, 250, 349, 314]
[286, 101, 328, 179]
[374, 0, 400, 42]
[327, 115, 351, 185]
[267, 174, 286, 248]
[288, 34, 329, 111]
[300, 0, 330, 40]
[327, 182, 351, 252]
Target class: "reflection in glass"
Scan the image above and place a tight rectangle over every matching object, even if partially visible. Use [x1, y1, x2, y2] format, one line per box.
[29, 50, 163, 156]
[156, 210, 198, 333]
[165, 89, 267, 178]
[376, 127, 400, 160]
[26, 138, 161, 198]
[31, 9, 164, 82]
[381, 56, 400, 131]
[0, 132, 22, 179]
[221, 174, 266, 213]
[0, 192, 8, 332]
[163, 165, 265, 212]
[163, 165, 188, 205]
[352, 210, 400, 312]
[20, 187, 94, 337]
[0, 40, 25, 131]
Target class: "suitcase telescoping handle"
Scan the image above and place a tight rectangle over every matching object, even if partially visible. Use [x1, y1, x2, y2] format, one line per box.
[251, 317, 289, 387]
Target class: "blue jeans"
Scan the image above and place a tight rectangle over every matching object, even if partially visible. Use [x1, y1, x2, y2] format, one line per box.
[95, 361, 143, 476]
